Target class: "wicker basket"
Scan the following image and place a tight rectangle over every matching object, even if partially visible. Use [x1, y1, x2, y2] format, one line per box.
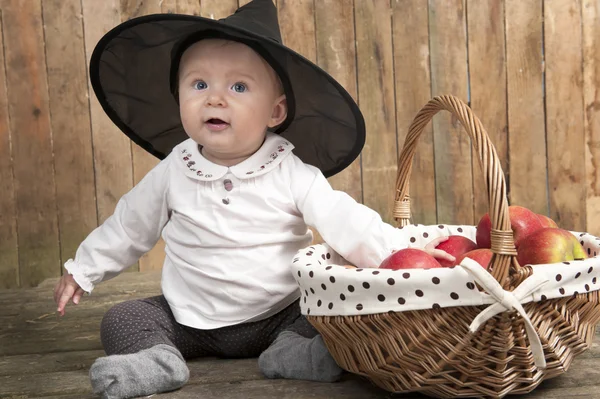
[295, 96, 600, 398]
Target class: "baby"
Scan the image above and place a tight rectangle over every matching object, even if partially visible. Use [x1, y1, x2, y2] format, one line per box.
[53, 1, 453, 398]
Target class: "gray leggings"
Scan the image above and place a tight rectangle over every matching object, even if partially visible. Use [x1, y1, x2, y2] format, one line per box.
[100, 296, 318, 359]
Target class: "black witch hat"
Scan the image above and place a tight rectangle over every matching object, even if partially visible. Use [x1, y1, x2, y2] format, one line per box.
[90, 0, 364, 178]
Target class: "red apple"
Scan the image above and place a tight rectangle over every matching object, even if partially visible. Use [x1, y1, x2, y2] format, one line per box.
[456, 248, 493, 270]
[434, 235, 478, 267]
[476, 205, 544, 249]
[537, 214, 558, 228]
[379, 248, 442, 270]
[517, 227, 587, 265]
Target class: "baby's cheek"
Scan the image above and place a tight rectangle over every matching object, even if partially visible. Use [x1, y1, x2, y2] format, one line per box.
[179, 103, 199, 124]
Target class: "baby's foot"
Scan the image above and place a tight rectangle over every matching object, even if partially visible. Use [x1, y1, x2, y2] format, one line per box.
[90, 344, 189, 399]
[258, 331, 343, 382]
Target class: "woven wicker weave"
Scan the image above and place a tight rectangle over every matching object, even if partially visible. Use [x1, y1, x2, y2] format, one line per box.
[306, 96, 600, 398]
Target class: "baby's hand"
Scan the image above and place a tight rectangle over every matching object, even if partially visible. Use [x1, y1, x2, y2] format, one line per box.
[423, 236, 456, 263]
[54, 274, 85, 316]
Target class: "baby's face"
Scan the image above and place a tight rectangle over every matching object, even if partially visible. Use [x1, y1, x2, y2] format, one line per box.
[178, 39, 287, 166]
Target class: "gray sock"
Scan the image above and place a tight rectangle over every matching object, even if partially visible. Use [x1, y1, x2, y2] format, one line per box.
[258, 331, 344, 382]
[90, 344, 189, 399]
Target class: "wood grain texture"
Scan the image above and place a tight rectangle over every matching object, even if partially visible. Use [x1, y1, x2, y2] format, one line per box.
[544, 0, 586, 231]
[278, 0, 316, 60]
[583, 0, 600, 236]
[0, 272, 599, 398]
[200, 0, 237, 19]
[0, 9, 18, 288]
[392, 0, 435, 226]
[3, 0, 61, 287]
[428, 0, 473, 225]
[161, 0, 201, 15]
[1, 1, 600, 286]
[355, 1, 397, 224]
[466, 0, 509, 222]
[505, 0, 548, 214]
[42, 0, 98, 273]
[0, 369, 390, 398]
[315, 0, 362, 204]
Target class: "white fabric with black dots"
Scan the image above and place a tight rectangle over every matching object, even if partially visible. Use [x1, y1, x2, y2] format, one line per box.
[292, 224, 600, 316]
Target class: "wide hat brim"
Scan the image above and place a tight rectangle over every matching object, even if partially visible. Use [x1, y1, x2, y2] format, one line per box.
[90, 12, 365, 178]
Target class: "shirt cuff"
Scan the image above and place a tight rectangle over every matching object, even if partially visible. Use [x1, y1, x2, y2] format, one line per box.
[64, 259, 95, 293]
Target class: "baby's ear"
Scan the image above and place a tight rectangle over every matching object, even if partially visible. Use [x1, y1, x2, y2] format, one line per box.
[268, 94, 287, 128]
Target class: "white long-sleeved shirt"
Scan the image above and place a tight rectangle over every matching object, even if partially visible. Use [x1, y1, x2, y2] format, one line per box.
[65, 132, 409, 329]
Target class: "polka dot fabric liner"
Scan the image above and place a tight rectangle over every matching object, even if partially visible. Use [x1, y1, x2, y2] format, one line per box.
[292, 224, 600, 316]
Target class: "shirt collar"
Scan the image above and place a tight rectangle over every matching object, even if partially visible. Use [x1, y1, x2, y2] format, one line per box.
[174, 132, 295, 181]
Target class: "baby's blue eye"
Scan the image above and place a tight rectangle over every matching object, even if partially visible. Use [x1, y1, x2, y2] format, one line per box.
[194, 81, 207, 90]
[232, 83, 247, 93]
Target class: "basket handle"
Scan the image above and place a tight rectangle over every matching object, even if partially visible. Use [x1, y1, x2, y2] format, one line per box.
[393, 95, 529, 289]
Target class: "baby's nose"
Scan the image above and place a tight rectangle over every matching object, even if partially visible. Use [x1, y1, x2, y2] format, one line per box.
[206, 91, 226, 107]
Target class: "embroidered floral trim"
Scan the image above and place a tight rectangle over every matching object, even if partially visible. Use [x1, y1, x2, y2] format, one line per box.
[244, 142, 291, 175]
[181, 149, 212, 177]
[181, 140, 290, 179]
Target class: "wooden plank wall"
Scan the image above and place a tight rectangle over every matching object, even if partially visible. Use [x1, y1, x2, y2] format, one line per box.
[0, 0, 598, 288]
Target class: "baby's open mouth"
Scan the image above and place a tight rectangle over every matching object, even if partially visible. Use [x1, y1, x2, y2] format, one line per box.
[206, 118, 228, 125]
[205, 118, 230, 131]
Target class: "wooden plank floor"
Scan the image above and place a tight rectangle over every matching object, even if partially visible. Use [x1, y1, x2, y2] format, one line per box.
[1, 272, 599, 399]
